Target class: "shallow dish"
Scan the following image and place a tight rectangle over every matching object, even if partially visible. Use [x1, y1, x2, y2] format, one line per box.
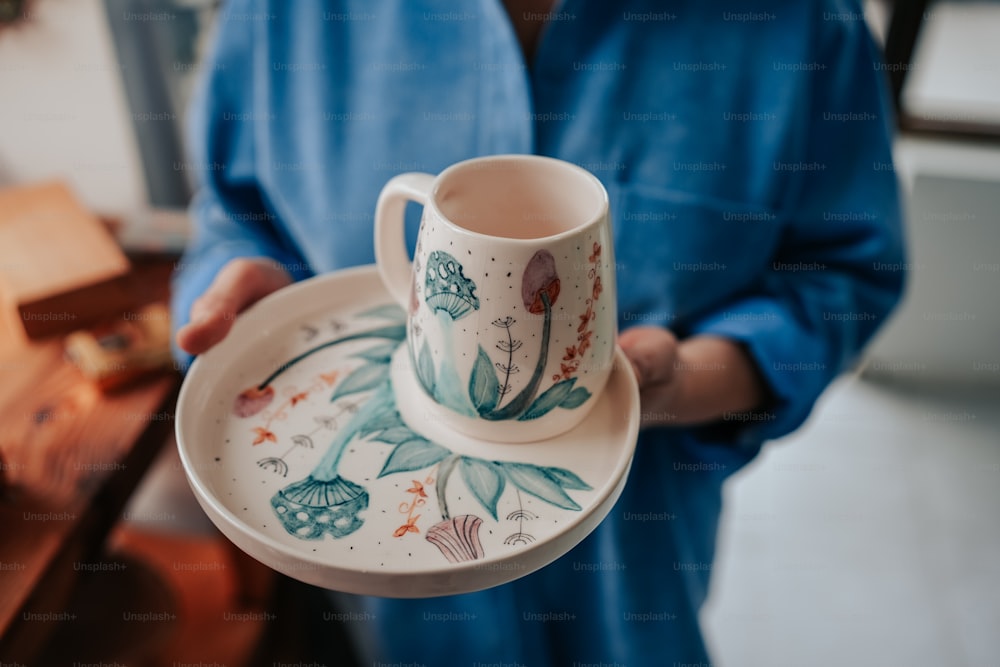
[176, 265, 639, 597]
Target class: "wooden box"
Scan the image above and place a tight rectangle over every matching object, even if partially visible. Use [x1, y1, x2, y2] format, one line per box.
[0, 182, 132, 338]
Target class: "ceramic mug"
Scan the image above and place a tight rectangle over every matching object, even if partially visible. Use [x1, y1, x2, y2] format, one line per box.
[374, 154, 616, 443]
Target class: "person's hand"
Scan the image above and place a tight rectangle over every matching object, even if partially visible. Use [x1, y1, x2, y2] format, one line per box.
[618, 326, 767, 429]
[618, 326, 682, 428]
[176, 257, 293, 355]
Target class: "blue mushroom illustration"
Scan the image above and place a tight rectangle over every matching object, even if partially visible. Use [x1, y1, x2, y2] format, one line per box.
[424, 250, 480, 318]
[414, 250, 479, 416]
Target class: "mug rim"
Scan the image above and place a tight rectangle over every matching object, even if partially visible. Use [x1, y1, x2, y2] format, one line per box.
[426, 154, 609, 244]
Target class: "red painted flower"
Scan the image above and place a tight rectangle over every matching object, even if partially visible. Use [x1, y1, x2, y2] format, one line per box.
[290, 391, 309, 406]
[394, 515, 421, 537]
[407, 480, 428, 498]
[233, 386, 275, 418]
[251, 427, 277, 446]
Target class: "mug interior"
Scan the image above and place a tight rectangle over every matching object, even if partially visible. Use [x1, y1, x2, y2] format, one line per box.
[433, 156, 606, 240]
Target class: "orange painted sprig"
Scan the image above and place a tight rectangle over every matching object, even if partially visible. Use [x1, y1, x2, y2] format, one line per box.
[555, 242, 602, 382]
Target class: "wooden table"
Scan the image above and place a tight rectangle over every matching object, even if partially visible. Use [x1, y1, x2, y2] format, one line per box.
[0, 259, 180, 662]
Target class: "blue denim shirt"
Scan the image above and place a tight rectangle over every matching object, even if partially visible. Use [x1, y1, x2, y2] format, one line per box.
[172, 0, 904, 663]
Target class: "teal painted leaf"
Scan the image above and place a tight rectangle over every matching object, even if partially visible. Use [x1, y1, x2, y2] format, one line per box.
[434, 349, 477, 417]
[518, 378, 578, 421]
[543, 466, 592, 491]
[356, 406, 404, 438]
[378, 438, 451, 477]
[459, 457, 505, 520]
[416, 340, 436, 395]
[357, 304, 406, 323]
[370, 426, 422, 445]
[353, 342, 399, 364]
[330, 363, 389, 403]
[499, 462, 581, 511]
[469, 345, 500, 415]
[559, 386, 592, 410]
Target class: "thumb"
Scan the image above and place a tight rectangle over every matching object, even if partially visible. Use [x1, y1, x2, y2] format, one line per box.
[176, 258, 291, 355]
[618, 326, 677, 388]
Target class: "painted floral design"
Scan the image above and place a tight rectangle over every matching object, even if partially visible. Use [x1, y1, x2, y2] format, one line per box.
[492, 316, 521, 399]
[504, 491, 537, 546]
[390, 444, 591, 563]
[241, 371, 340, 446]
[475, 250, 562, 420]
[247, 305, 407, 540]
[257, 406, 355, 477]
[270, 376, 395, 540]
[252, 426, 277, 446]
[233, 386, 274, 418]
[426, 515, 484, 563]
[460, 248, 593, 422]
[232, 312, 406, 420]
[394, 477, 432, 537]
[240, 299, 595, 561]
[412, 247, 597, 424]
[556, 242, 603, 382]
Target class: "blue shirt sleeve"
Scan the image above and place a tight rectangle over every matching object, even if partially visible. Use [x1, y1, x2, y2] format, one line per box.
[170, 4, 313, 368]
[688, 13, 906, 445]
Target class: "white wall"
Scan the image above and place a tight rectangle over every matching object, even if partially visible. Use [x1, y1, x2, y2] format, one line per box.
[865, 137, 1000, 387]
[0, 0, 148, 217]
[862, 0, 1000, 387]
[904, 2, 1000, 126]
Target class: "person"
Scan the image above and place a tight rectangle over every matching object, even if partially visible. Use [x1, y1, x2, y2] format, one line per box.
[172, 0, 906, 663]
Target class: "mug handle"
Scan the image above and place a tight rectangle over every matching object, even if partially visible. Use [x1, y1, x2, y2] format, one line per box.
[374, 172, 435, 307]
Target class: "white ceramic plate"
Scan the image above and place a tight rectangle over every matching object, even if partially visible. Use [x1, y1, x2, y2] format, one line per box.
[176, 265, 639, 597]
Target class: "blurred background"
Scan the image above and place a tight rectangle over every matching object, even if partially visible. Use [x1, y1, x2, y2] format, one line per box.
[0, 0, 997, 665]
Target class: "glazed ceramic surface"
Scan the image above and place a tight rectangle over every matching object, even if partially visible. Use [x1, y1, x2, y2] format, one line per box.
[375, 155, 617, 442]
[176, 266, 639, 597]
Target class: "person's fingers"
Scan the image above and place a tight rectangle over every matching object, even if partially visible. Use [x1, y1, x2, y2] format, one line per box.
[176, 293, 238, 355]
[618, 326, 677, 388]
[176, 258, 292, 355]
